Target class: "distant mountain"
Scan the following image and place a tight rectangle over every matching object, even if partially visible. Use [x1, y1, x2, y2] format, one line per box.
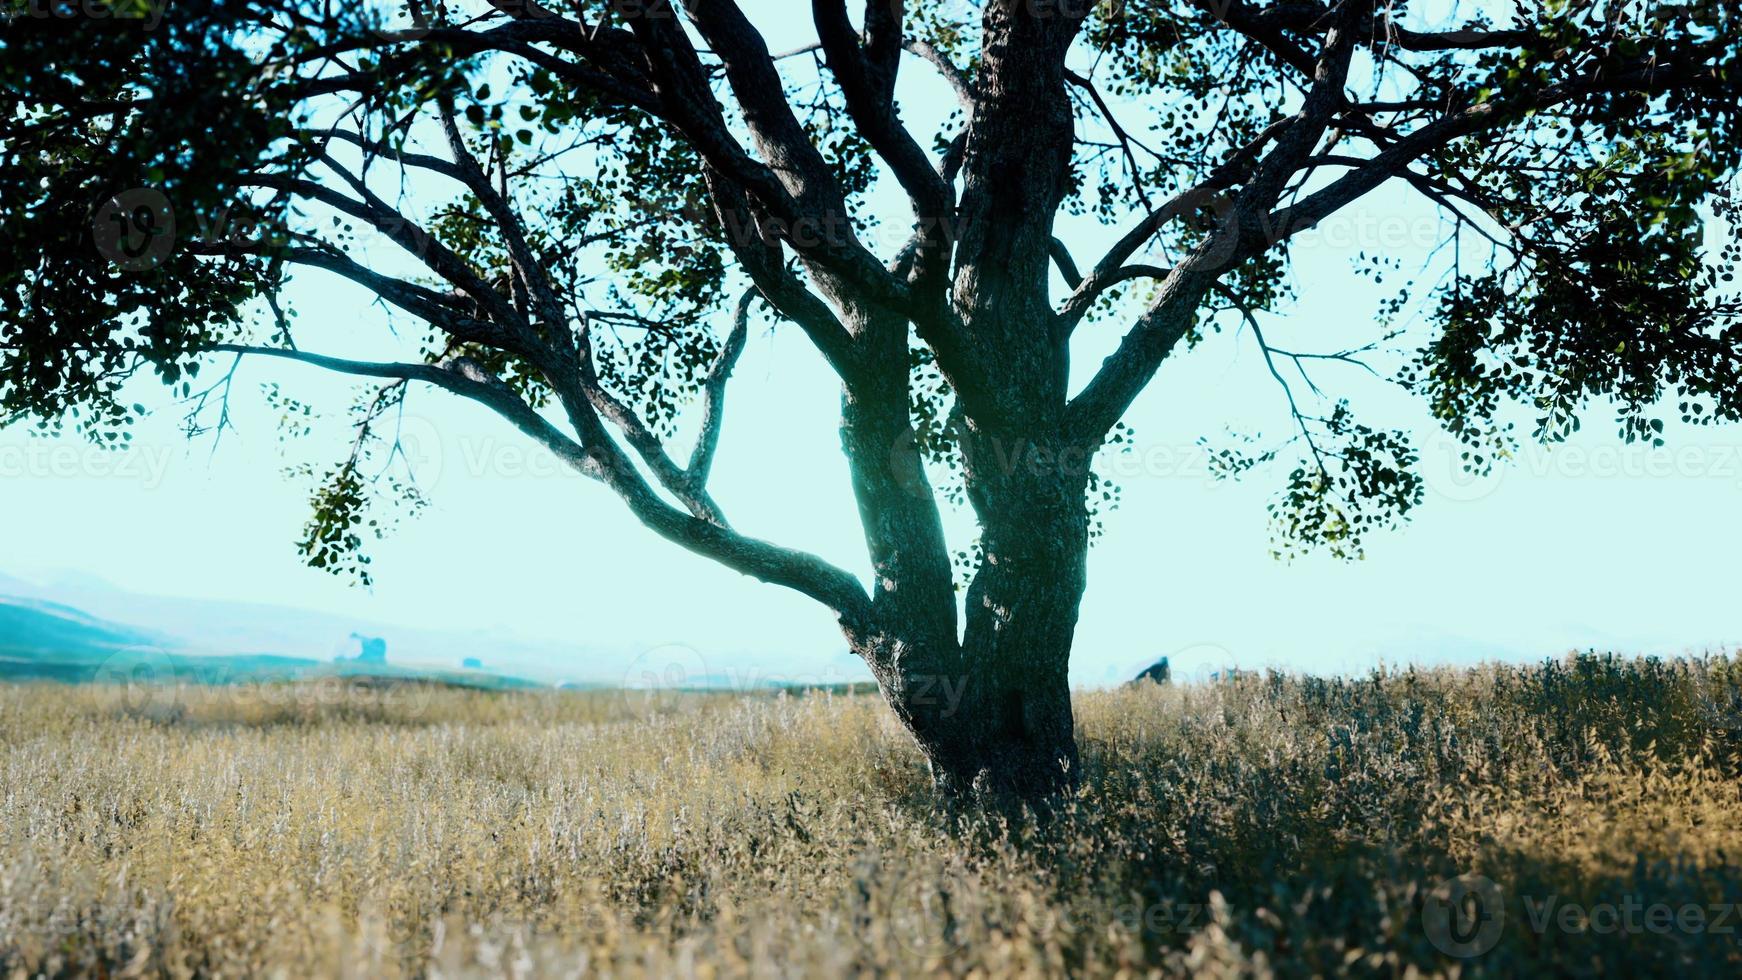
[0, 596, 165, 680]
[0, 570, 605, 683]
[0, 570, 38, 595]
[0, 567, 862, 690]
[0, 594, 545, 690]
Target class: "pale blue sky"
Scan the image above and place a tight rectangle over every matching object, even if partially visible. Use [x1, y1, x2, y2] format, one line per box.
[4, 1, 1739, 685]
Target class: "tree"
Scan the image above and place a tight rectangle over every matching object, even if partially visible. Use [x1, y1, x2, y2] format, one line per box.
[4, 0, 1739, 799]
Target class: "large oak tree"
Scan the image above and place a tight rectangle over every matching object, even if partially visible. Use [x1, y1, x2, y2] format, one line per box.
[4, 0, 1740, 798]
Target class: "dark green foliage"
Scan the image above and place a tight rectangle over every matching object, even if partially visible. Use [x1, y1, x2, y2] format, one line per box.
[2, 0, 1739, 581]
[1, 1, 296, 434]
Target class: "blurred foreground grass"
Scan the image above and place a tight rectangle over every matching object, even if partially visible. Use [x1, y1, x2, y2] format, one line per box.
[3, 653, 1742, 977]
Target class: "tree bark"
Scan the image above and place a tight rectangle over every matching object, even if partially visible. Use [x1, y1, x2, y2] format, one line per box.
[859, 538, 1085, 800]
[805, 0, 1091, 805]
[853, 426, 1090, 803]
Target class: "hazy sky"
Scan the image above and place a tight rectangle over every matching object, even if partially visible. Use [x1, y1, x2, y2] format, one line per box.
[5, 2, 1739, 686]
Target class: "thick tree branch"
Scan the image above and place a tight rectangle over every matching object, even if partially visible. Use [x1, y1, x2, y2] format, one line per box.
[948, 0, 1087, 422]
[432, 91, 570, 335]
[1061, 115, 1294, 331]
[240, 169, 532, 347]
[183, 241, 512, 349]
[1068, 27, 1729, 446]
[216, 342, 871, 623]
[812, 0, 955, 226]
[210, 344, 600, 474]
[1234, 0, 1366, 215]
[622, 0, 911, 317]
[700, 168, 863, 379]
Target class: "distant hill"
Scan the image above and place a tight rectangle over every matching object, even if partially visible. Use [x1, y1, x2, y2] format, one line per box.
[0, 597, 166, 680]
[0, 568, 863, 691]
[0, 571, 622, 684]
[0, 595, 545, 690]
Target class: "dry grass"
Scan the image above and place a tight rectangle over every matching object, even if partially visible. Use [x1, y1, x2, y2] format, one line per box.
[3, 653, 1742, 977]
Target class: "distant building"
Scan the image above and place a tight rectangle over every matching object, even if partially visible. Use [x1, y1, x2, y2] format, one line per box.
[339, 632, 387, 664]
[462, 657, 483, 670]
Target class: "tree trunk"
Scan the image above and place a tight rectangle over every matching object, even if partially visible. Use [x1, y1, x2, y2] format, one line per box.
[864, 624, 1081, 801]
[856, 435, 1090, 803]
[913, 643, 1081, 801]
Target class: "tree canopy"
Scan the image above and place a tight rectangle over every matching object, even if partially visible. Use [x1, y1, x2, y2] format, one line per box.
[4, 0, 1740, 791]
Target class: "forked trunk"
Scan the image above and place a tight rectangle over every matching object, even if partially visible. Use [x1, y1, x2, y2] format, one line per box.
[857, 460, 1090, 802]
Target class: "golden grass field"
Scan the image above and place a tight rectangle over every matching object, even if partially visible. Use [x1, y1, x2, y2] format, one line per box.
[3, 653, 1742, 977]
